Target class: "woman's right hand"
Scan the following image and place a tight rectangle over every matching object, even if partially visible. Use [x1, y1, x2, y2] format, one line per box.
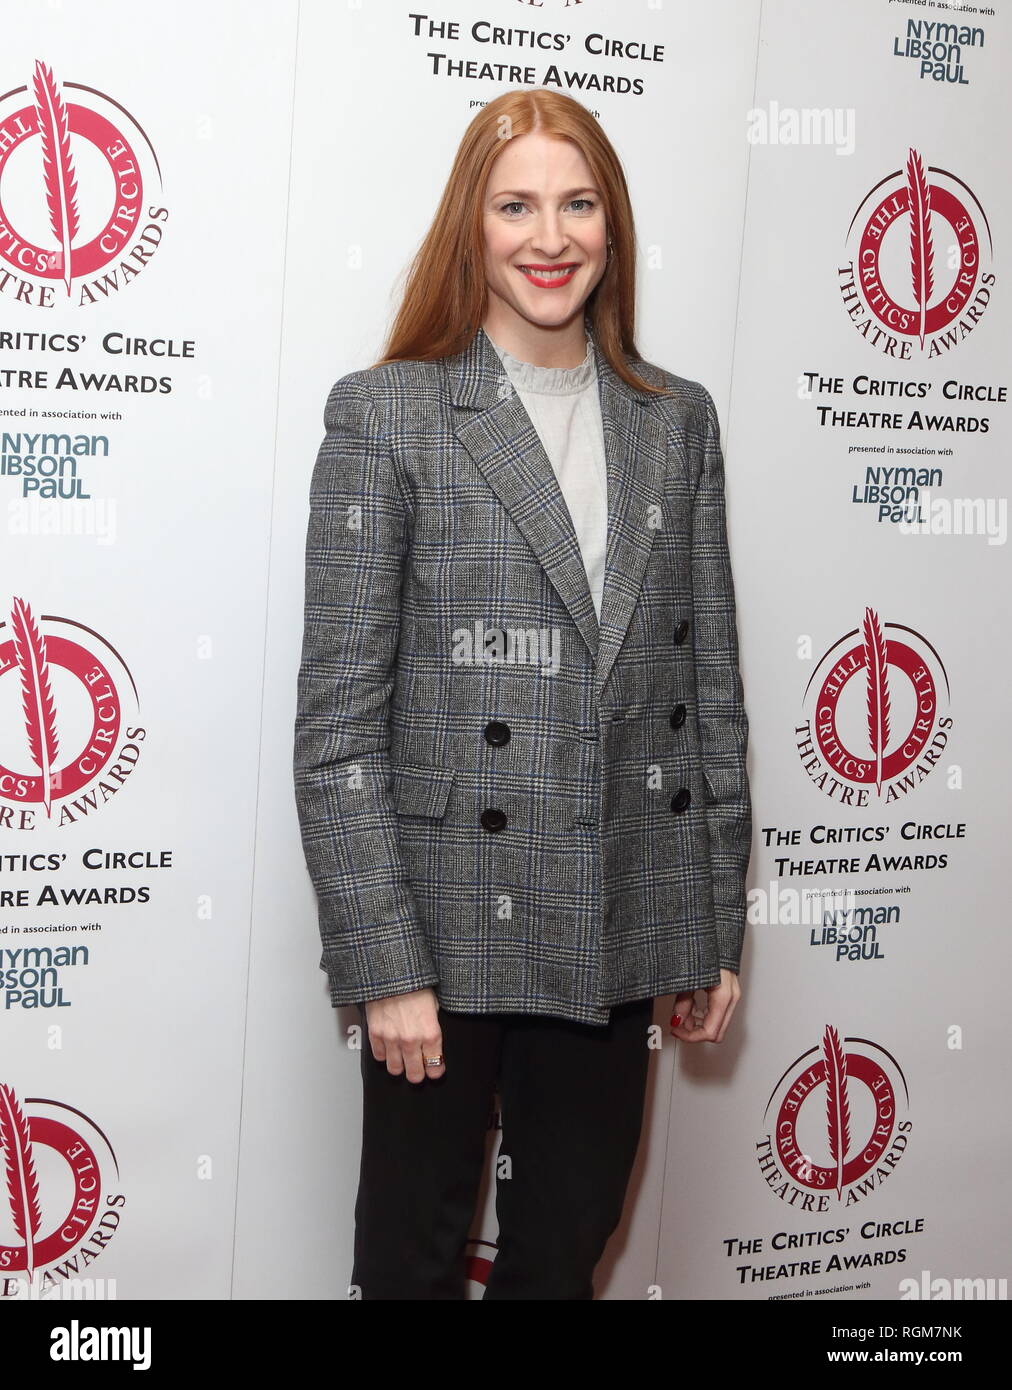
[364, 988, 445, 1083]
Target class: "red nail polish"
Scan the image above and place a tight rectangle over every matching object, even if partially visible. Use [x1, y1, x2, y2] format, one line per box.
[670, 1013, 682, 1027]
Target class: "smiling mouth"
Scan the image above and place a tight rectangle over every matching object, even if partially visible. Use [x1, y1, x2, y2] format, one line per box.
[517, 264, 579, 283]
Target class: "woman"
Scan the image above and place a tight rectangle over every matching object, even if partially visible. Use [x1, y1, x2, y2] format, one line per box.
[294, 88, 752, 1300]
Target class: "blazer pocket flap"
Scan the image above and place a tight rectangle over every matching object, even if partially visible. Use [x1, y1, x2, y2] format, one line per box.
[391, 763, 455, 818]
[701, 766, 742, 804]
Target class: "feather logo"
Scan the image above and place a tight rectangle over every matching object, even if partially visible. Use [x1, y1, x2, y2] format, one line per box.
[11, 597, 61, 819]
[862, 606, 891, 798]
[0, 1084, 43, 1285]
[842, 150, 991, 356]
[764, 1031, 911, 1203]
[822, 1025, 851, 1201]
[906, 147, 934, 352]
[32, 59, 81, 298]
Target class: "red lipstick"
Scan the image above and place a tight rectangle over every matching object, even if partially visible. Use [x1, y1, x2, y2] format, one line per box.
[516, 262, 579, 289]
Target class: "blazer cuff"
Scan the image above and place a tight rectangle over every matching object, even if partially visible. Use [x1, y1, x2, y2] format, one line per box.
[318, 941, 440, 1008]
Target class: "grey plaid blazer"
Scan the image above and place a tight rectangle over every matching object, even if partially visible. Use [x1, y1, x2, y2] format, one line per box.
[293, 323, 751, 1026]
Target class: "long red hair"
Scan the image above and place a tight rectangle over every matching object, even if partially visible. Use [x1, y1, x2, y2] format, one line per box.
[373, 88, 667, 396]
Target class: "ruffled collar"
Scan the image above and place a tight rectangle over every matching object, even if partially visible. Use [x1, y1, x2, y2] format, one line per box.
[488, 328, 596, 396]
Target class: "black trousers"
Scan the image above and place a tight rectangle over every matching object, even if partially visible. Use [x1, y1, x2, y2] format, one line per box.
[350, 995, 654, 1300]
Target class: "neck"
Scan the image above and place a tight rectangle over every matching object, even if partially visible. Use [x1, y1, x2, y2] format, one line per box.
[480, 308, 589, 367]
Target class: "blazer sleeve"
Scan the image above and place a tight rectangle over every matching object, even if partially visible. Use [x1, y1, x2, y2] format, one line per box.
[689, 386, 753, 974]
[293, 373, 440, 1006]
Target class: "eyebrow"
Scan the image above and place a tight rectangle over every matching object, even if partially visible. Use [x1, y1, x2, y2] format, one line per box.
[489, 187, 600, 200]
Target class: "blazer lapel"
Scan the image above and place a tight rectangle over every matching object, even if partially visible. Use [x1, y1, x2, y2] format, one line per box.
[593, 336, 669, 697]
[445, 323, 669, 697]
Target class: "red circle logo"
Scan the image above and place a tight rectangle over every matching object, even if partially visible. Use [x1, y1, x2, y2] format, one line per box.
[0, 60, 165, 304]
[0, 597, 143, 826]
[841, 148, 994, 356]
[797, 606, 952, 804]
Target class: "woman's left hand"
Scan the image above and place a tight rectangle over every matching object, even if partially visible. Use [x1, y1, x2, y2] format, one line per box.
[669, 968, 741, 1044]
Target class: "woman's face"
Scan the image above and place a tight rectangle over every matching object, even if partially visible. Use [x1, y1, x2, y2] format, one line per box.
[481, 131, 608, 336]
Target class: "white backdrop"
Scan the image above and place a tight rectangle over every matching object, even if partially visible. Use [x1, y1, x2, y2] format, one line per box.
[2, 0, 1008, 1302]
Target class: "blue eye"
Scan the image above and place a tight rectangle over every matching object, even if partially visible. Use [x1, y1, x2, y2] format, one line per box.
[497, 198, 597, 216]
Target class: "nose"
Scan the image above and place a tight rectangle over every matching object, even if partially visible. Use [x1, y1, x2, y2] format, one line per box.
[529, 208, 568, 259]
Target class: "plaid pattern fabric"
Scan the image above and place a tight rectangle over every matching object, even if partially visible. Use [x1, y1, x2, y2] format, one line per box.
[293, 324, 752, 1026]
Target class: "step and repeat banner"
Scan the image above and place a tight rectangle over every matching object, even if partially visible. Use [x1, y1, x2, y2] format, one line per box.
[2, 0, 1008, 1303]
